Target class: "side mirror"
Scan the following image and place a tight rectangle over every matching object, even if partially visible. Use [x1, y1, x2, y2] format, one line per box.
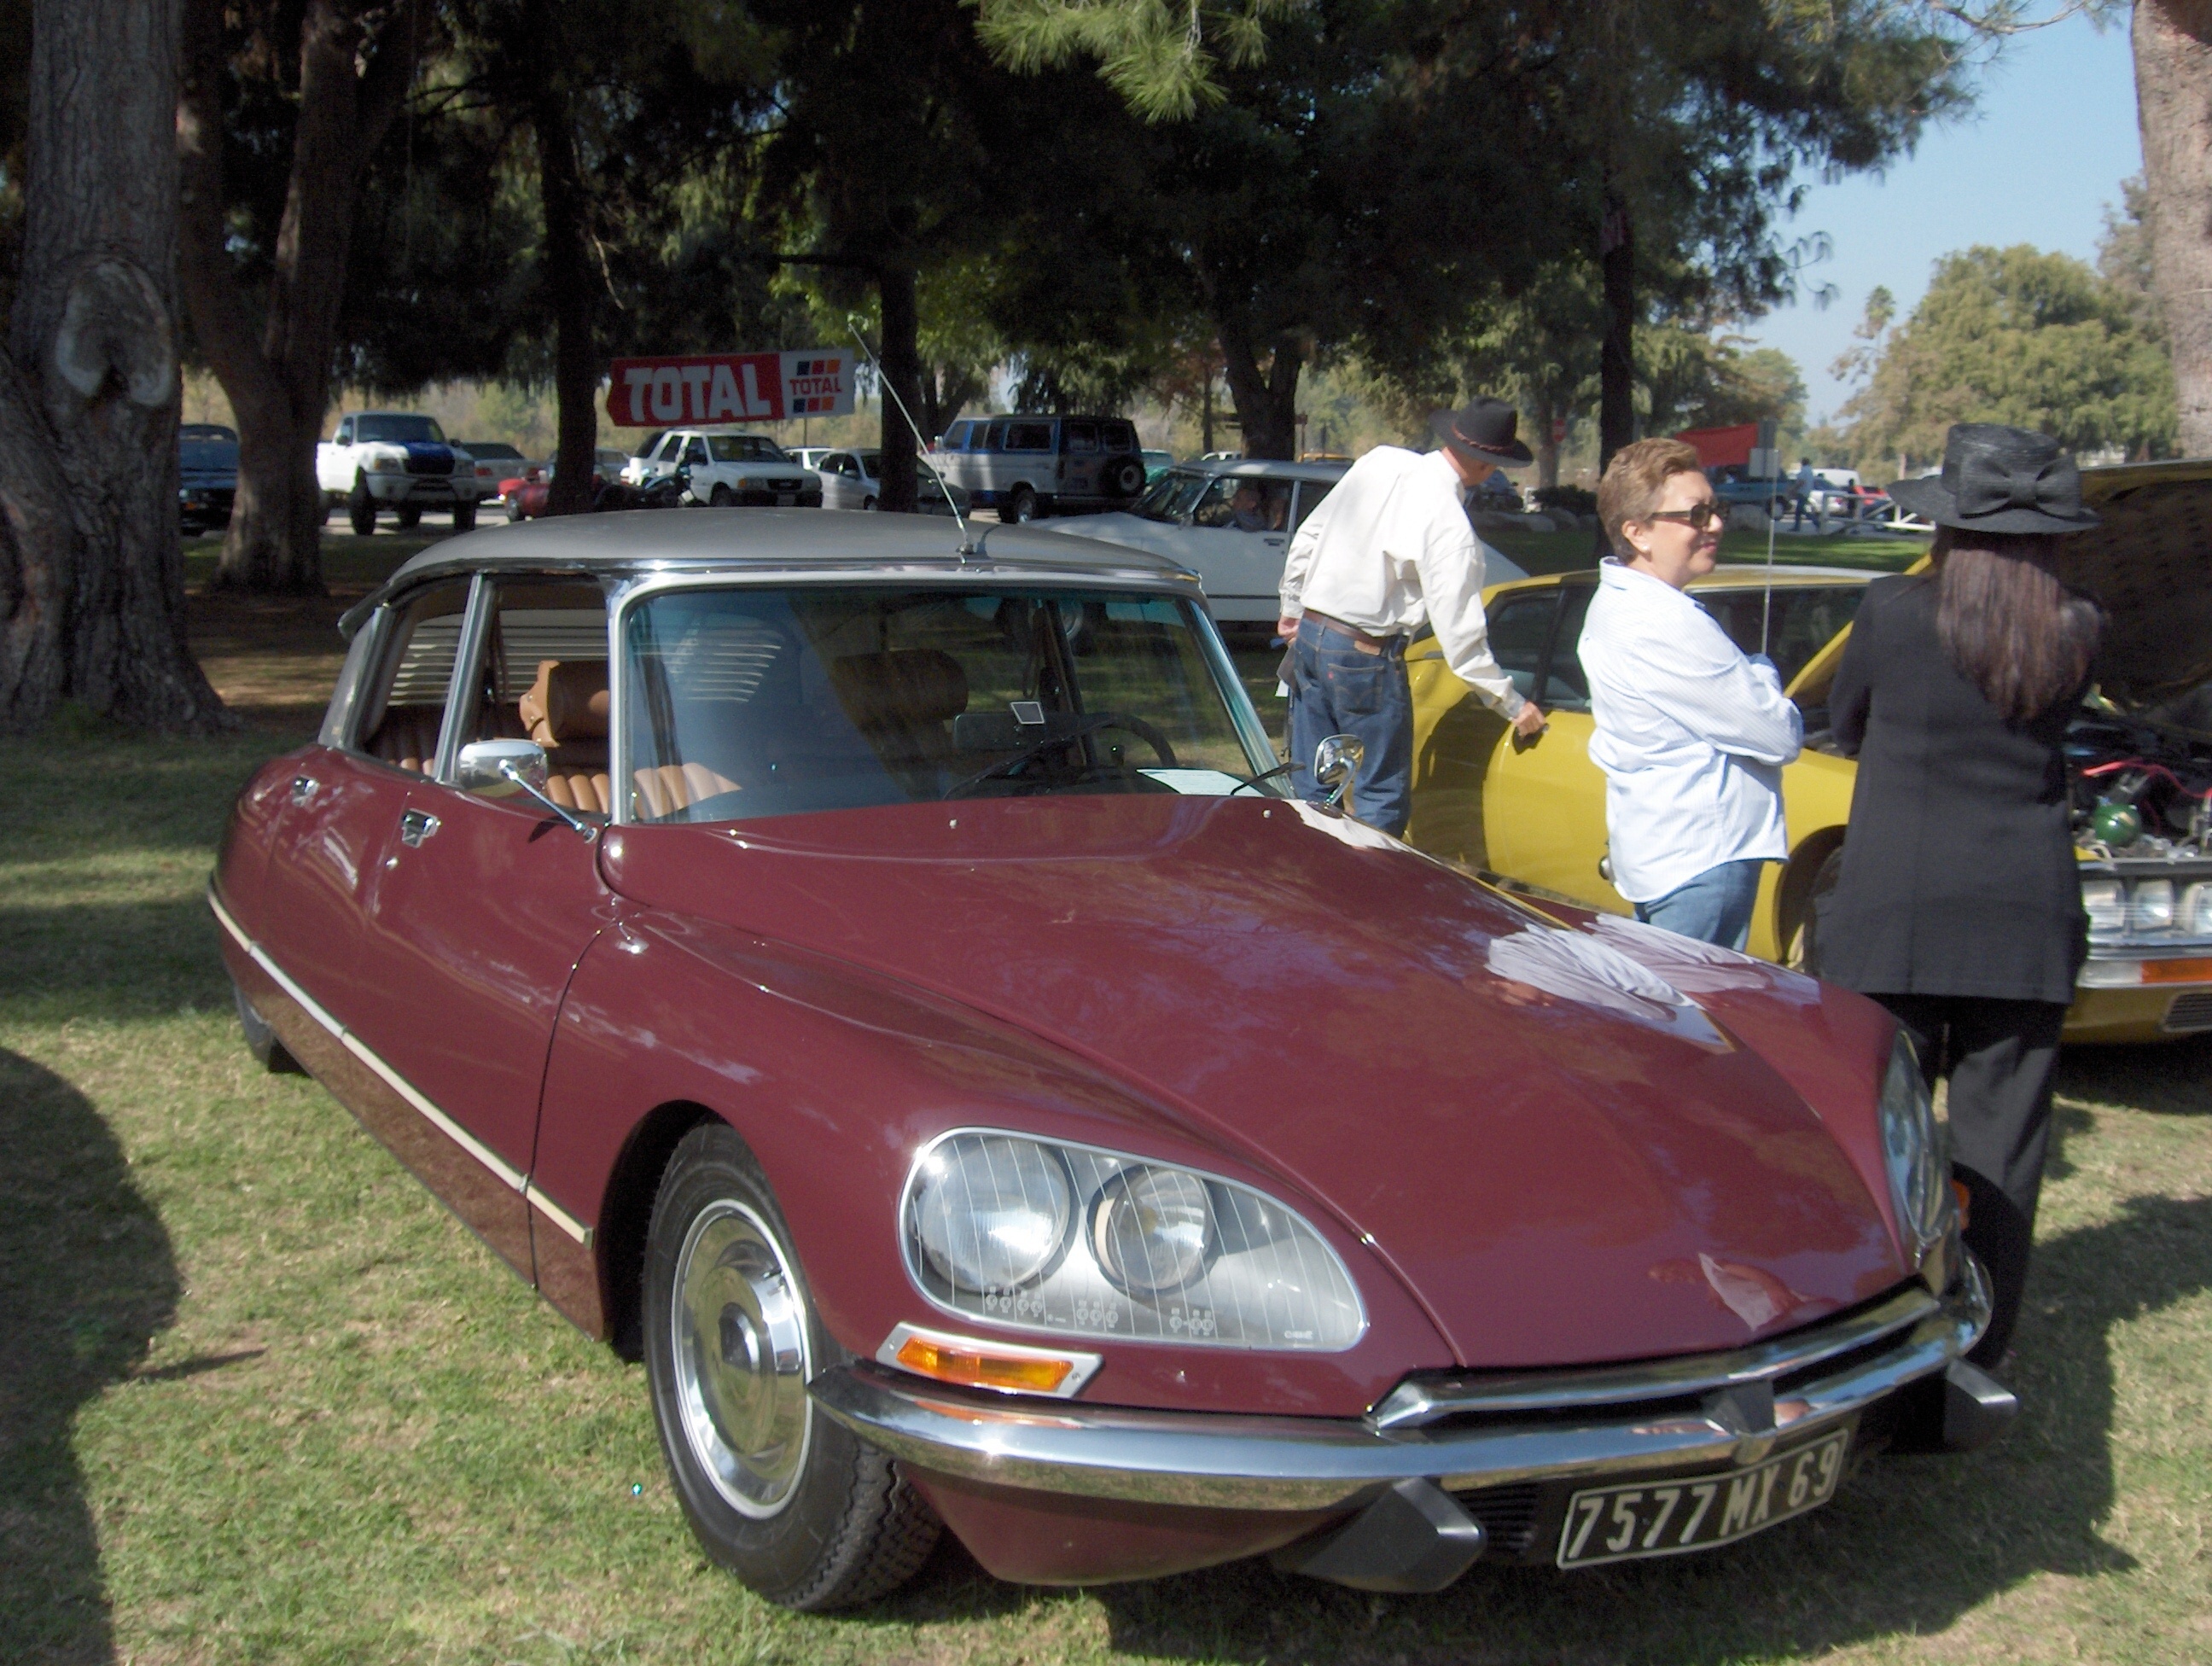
[1313, 733, 1364, 810]
[456, 738, 548, 797]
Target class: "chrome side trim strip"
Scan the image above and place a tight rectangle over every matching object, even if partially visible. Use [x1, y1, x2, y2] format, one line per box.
[1366, 1284, 1941, 1430]
[208, 885, 593, 1247]
[809, 1270, 1990, 1513]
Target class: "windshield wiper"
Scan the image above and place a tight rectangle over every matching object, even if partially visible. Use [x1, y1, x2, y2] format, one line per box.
[1227, 760, 1295, 795]
[941, 714, 1125, 800]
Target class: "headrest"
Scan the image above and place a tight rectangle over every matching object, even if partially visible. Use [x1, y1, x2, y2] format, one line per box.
[830, 650, 969, 730]
[519, 658, 610, 744]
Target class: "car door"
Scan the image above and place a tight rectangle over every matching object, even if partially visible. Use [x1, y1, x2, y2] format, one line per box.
[252, 578, 472, 1049]
[347, 575, 615, 1278]
[1169, 474, 1296, 618]
[1405, 585, 1556, 872]
[1478, 581, 1621, 911]
[1062, 420, 1099, 499]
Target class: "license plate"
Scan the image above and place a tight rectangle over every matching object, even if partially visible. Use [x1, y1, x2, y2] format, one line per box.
[1557, 1426, 1850, 1568]
[776, 492, 795, 505]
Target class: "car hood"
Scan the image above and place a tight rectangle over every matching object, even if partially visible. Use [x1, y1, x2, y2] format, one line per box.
[601, 795, 1907, 1367]
[1042, 513, 1177, 555]
[2051, 459, 2212, 709]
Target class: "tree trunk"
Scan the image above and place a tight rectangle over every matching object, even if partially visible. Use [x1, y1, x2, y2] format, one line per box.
[1, 0, 227, 732]
[530, 54, 597, 517]
[1533, 392, 1561, 492]
[1220, 328, 1300, 459]
[1598, 189, 1636, 475]
[178, 0, 421, 591]
[877, 264, 922, 514]
[2134, 0, 2212, 455]
[920, 364, 984, 446]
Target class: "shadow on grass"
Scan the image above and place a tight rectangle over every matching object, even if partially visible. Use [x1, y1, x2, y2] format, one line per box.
[0, 897, 235, 1023]
[872, 1193, 2212, 1664]
[0, 1047, 179, 1666]
[2054, 1033, 2212, 1119]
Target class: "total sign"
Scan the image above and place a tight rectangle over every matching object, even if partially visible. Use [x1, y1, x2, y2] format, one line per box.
[608, 351, 853, 426]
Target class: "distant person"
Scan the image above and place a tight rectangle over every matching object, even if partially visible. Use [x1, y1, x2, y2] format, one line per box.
[1816, 422, 2103, 1375]
[1790, 457, 1823, 533]
[1581, 438, 1803, 949]
[1277, 397, 1545, 836]
[1228, 481, 1269, 532]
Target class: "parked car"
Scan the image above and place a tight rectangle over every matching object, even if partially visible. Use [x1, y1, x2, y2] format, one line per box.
[1141, 447, 1175, 482]
[621, 428, 824, 506]
[1402, 458, 2212, 1043]
[457, 440, 531, 503]
[812, 447, 971, 516]
[317, 411, 490, 533]
[929, 414, 1146, 521]
[1709, 465, 1789, 515]
[179, 424, 238, 533]
[212, 510, 2009, 1611]
[1045, 458, 1527, 627]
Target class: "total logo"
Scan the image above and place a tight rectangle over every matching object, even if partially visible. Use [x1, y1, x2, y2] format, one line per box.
[608, 351, 853, 426]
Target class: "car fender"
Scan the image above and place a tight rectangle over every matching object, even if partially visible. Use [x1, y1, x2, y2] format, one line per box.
[531, 907, 1452, 1418]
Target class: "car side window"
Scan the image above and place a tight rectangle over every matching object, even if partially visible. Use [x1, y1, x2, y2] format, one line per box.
[1544, 585, 1596, 713]
[451, 578, 614, 814]
[349, 579, 474, 777]
[684, 437, 710, 466]
[1192, 475, 1293, 532]
[1006, 422, 1052, 451]
[943, 422, 971, 449]
[656, 434, 684, 462]
[1290, 479, 1336, 531]
[1065, 422, 1099, 454]
[1481, 591, 1559, 703]
[1101, 422, 1136, 453]
[1696, 586, 1866, 688]
[335, 417, 354, 446]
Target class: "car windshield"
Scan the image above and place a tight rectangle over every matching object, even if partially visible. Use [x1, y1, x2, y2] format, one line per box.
[622, 585, 1280, 824]
[179, 439, 236, 471]
[461, 441, 524, 460]
[709, 434, 791, 463]
[354, 415, 446, 445]
[1132, 469, 1209, 523]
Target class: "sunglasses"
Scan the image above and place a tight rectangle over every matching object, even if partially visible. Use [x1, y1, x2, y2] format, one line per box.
[1643, 501, 1726, 532]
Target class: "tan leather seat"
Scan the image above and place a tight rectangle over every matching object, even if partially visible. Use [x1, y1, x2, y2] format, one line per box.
[363, 705, 445, 775]
[830, 650, 969, 765]
[519, 657, 738, 818]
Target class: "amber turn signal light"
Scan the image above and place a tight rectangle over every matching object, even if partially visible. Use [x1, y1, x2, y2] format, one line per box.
[895, 1333, 1074, 1395]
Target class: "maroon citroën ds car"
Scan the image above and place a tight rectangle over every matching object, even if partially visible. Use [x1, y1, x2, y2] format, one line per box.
[212, 510, 2011, 1609]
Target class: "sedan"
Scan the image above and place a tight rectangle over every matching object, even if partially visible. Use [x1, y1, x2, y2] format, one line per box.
[212, 510, 2009, 1611]
[1046, 459, 1528, 627]
[813, 447, 972, 516]
[1403, 459, 2212, 1043]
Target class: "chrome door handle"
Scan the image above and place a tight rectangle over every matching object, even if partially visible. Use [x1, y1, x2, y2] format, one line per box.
[290, 775, 318, 805]
[398, 808, 441, 848]
[1264, 537, 1286, 546]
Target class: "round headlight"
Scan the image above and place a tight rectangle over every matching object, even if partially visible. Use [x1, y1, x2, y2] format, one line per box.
[909, 1133, 1070, 1291]
[1091, 1166, 1214, 1297]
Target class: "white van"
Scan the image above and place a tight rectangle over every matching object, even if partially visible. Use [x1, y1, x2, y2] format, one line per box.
[929, 415, 1146, 522]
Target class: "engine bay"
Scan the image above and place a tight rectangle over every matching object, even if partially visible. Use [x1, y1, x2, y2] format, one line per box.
[2069, 704, 2212, 860]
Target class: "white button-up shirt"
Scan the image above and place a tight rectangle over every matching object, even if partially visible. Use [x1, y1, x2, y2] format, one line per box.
[1279, 447, 1525, 719]
[1579, 559, 1803, 903]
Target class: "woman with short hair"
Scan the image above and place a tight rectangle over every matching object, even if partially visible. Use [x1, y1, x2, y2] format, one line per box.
[1817, 423, 2103, 1372]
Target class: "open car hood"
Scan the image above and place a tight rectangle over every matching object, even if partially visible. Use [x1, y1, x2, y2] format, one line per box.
[603, 795, 1909, 1368]
[2053, 459, 2212, 714]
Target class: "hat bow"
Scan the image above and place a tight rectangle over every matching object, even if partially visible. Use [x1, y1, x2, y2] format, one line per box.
[1955, 451, 2079, 521]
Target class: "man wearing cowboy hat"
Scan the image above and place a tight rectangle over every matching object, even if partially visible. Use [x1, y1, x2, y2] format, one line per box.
[1276, 397, 1545, 836]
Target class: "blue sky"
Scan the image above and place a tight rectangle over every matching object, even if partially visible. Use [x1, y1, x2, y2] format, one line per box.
[1738, 11, 2143, 423]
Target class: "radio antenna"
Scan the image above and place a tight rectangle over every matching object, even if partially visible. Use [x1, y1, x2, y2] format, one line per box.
[846, 317, 979, 560]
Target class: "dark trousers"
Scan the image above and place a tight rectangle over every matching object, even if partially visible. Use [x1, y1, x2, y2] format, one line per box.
[1286, 617, 1413, 837]
[1871, 993, 2067, 1369]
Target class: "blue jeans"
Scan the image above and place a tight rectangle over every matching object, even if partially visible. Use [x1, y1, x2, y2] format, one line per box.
[1287, 618, 1412, 836]
[1633, 859, 1766, 951]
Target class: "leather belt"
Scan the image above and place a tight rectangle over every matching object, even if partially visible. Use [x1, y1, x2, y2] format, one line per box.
[1302, 609, 1406, 655]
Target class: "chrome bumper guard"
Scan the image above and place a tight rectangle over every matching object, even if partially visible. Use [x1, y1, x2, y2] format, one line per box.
[809, 1267, 1992, 1512]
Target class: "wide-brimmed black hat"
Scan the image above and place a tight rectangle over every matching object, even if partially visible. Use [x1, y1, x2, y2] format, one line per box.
[1429, 397, 1533, 468]
[1886, 423, 2099, 534]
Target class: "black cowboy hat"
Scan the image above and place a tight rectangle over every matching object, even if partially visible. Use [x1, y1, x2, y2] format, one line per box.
[1886, 423, 2100, 534]
[1429, 397, 1533, 468]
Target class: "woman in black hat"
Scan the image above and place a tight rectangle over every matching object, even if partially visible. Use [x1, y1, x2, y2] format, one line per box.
[1817, 423, 2102, 1373]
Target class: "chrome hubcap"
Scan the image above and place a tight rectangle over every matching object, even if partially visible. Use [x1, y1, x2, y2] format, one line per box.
[671, 1200, 812, 1518]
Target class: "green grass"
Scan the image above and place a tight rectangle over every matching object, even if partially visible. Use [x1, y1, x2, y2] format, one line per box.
[2, 615, 2209, 1663]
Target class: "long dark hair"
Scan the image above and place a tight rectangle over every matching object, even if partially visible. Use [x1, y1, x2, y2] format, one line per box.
[1932, 527, 2102, 724]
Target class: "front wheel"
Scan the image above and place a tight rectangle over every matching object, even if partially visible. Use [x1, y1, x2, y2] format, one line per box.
[643, 1123, 939, 1610]
[710, 484, 733, 507]
[451, 500, 477, 532]
[505, 495, 524, 522]
[348, 476, 376, 536]
[1001, 485, 1038, 523]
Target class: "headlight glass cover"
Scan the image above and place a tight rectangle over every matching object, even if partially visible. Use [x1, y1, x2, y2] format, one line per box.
[1877, 1033, 1954, 1270]
[901, 1130, 1366, 1351]
[2081, 877, 2125, 935]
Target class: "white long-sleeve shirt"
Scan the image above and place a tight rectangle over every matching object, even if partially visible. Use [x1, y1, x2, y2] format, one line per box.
[1579, 559, 1803, 902]
[1278, 447, 1525, 719]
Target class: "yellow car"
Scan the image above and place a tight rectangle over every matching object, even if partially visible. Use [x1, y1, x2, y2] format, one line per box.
[1403, 460, 2212, 1043]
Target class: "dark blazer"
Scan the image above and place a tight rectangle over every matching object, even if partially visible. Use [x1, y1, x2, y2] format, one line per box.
[1816, 573, 2086, 1004]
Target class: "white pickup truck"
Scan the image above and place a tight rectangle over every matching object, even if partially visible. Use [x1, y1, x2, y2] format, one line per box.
[317, 411, 489, 533]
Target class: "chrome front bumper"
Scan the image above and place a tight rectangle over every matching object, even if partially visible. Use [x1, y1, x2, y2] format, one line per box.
[810, 1267, 1992, 1513]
